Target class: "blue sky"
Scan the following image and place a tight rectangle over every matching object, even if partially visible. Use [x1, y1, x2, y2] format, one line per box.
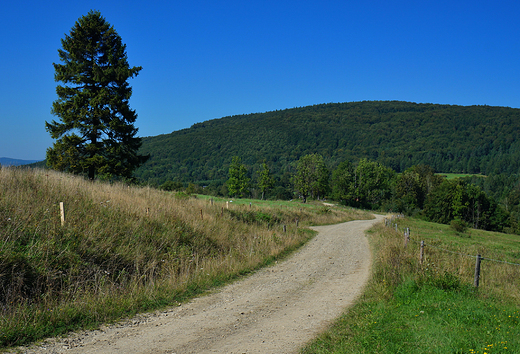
[1, 0, 519, 160]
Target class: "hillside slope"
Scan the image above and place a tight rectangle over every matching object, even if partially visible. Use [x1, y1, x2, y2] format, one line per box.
[136, 101, 520, 185]
[0, 167, 369, 348]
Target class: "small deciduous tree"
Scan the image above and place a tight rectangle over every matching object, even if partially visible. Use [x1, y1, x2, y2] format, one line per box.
[227, 156, 250, 198]
[424, 179, 509, 231]
[257, 162, 275, 200]
[46, 10, 148, 180]
[394, 165, 443, 213]
[353, 158, 394, 209]
[332, 160, 355, 204]
[293, 154, 329, 203]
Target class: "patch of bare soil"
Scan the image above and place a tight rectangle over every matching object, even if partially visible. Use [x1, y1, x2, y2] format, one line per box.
[14, 215, 383, 354]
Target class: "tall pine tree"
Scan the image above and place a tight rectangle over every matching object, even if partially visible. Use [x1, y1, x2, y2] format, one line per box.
[46, 10, 148, 180]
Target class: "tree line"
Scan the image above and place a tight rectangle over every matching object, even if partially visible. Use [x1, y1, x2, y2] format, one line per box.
[135, 101, 520, 187]
[159, 154, 517, 234]
[39, 10, 520, 237]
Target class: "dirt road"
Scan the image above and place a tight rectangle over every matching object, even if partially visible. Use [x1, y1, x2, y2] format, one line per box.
[18, 215, 383, 354]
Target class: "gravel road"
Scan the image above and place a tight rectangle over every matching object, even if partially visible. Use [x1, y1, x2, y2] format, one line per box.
[16, 215, 383, 354]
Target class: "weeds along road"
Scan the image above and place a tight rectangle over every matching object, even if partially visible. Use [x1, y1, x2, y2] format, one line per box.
[18, 215, 384, 354]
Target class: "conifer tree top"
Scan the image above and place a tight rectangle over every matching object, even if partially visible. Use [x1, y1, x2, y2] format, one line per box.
[46, 10, 147, 180]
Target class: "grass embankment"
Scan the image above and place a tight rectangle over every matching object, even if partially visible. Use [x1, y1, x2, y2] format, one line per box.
[303, 217, 520, 353]
[0, 167, 371, 349]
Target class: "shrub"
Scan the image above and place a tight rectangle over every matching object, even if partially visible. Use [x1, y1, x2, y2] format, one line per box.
[450, 218, 468, 233]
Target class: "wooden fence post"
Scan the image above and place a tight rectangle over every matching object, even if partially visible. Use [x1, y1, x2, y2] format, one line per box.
[283, 224, 287, 233]
[200, 209, 203, 220]
[420, 241, 424, 265]
[60, 202, 65, 226]
[474, 254, 482, 288]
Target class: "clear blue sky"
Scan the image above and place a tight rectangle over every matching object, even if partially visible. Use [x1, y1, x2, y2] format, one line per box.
[1, 0, 519, 160]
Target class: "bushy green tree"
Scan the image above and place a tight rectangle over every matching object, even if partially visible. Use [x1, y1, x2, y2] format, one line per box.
[354, 158, 395, 209]
[394, 165, 443, 213]
[46, 10, 147, 180]
[293, 154, 329, 203]
[257, 162, 275, 200]
[424, 179, 509, 231]
[227, 156, 250, 198]
[160, 180, 183, 191]
[331, 160, 355, 204]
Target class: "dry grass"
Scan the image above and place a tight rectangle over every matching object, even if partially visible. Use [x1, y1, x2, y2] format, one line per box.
[383, 218, 520, 301]
[0, 167, 371, 348]
[302, 216, 520, 353]
[369, 218, 520, 301]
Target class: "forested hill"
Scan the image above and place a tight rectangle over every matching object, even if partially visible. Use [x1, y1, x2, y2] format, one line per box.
[135, 101, 520, 185]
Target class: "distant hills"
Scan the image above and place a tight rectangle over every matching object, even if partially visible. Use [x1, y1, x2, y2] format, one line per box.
[0, 157, 41, 166]
[135, 101, 520, 186]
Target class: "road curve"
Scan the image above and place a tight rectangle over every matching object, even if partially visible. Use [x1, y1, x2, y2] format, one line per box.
[18, 215, 383, 354]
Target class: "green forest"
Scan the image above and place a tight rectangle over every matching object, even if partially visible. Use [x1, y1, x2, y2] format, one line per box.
[136, 101, 520, 186]
[132, 100, 520, 234]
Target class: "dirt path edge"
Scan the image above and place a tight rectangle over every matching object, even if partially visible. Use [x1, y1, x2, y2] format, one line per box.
[13, 215, 384, 354]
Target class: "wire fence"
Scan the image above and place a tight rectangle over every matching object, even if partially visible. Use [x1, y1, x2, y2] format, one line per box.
[383, 215, 520, 288]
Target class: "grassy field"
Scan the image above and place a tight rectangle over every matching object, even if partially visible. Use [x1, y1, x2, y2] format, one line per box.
[438, 173, 487, 179]
[302, 217, 520, 353]
[0, 167, 372, 349]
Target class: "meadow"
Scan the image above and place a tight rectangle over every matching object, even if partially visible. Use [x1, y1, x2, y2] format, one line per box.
[0, 167, 370, 349]
[438, 173, 487, 179]
[302, 217, 520, 353]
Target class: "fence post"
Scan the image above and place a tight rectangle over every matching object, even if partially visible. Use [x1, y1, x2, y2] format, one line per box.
[200, 209, 203, 220]
[420, 241, 424, 265]
[296, 219, 299, 228]
[60, 202, 65, 226]
[474, 254, 482, 288]
[283, 224, 287, 233]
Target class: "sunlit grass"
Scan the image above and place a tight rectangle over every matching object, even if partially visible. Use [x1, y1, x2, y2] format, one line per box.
[0, 167, 371, 349]
[302, 218, 520, 353]
[438, 173, 487, 180]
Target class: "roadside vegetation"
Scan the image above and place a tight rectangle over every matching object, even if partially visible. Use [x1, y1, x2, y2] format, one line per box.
[302, 217, 520, 353]
[0, 167, 371, 349]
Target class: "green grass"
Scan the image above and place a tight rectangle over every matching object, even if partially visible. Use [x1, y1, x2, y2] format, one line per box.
[302, 218, 520, 354]
[438, 173, 487, 180]
[303, 281, 519, 353]
[0, 167, 372, 350]
[196, 194, 336, 209]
